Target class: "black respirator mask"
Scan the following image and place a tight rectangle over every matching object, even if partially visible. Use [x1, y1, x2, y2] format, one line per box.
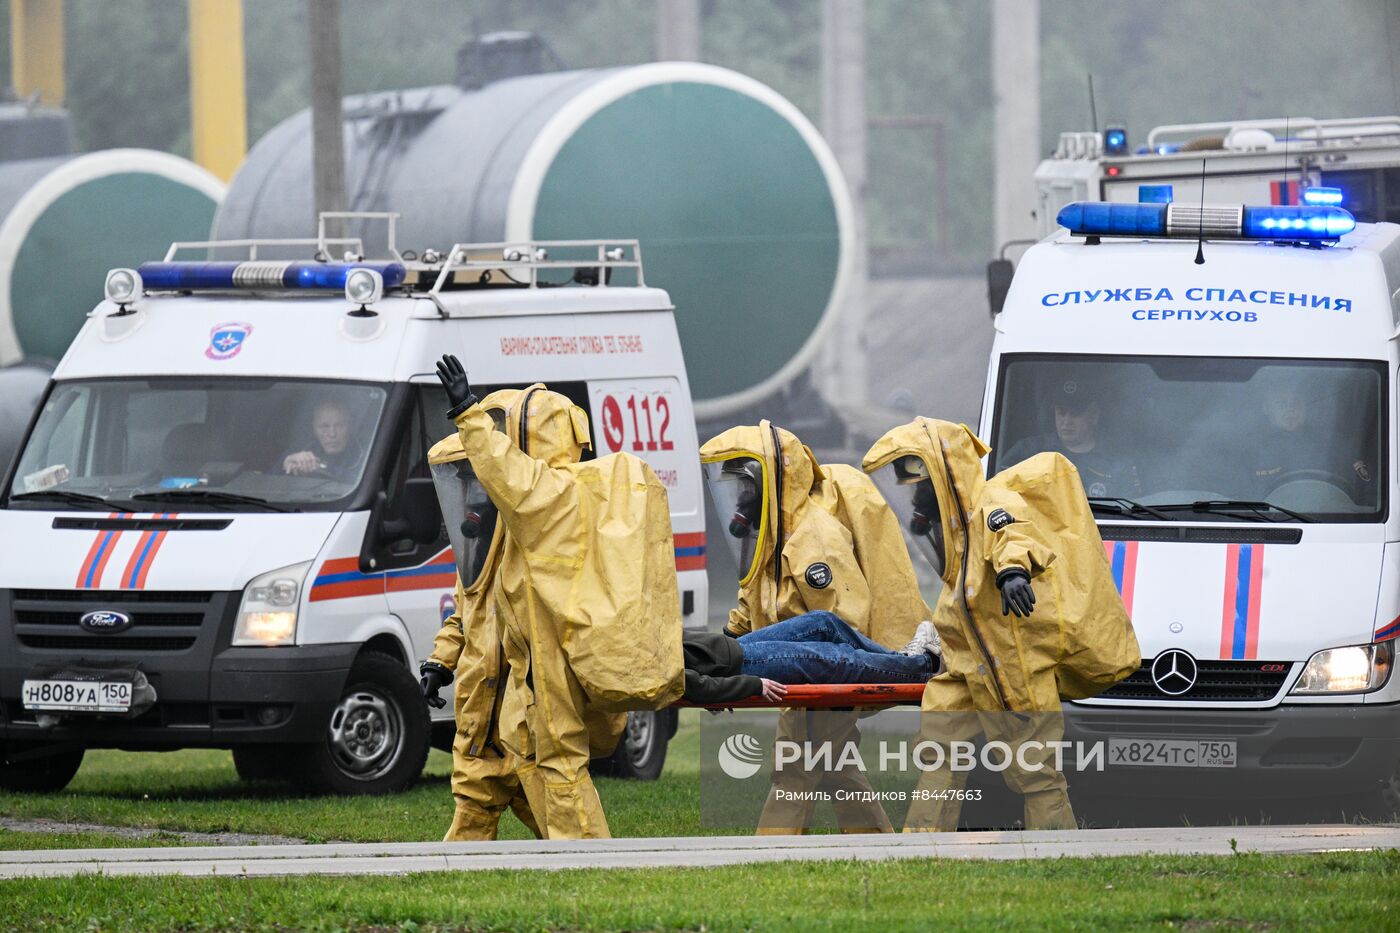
[910, 479, 938, 537]
[727, 464, 764, 539]
[461, 493, 498, 540]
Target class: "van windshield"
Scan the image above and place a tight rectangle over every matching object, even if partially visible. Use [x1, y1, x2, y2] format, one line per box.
[7, 378, 388, 512]
[990, 355, 1386, 523]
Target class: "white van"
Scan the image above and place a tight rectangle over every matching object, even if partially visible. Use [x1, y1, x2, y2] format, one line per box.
[0, 217, 707, 794]
[984, 191, 1400, 815]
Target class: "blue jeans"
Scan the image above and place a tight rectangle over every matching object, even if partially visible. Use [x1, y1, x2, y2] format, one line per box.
[737, 611, 934, 684]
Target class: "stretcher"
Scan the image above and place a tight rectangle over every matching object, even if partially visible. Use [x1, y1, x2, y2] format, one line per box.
[674, 682, 927, 709]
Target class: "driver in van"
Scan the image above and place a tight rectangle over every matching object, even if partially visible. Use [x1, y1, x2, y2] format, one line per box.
[281, 400, 363, 480]
[1247, 386, 1374, 503]
[1003, 379, 1141, 498]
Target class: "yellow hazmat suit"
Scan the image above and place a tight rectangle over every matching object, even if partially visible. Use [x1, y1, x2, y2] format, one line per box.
[863, 417, 1140, 830]
[703, 422, 931, 649]
[454, 384, 684, 839]
[423, 390, 542, 842]
[701, 421, 932, 834]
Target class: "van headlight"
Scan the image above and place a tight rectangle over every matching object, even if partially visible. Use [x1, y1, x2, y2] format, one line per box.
[233, 561, 312, 646]
[1290, 640, 1393, 694]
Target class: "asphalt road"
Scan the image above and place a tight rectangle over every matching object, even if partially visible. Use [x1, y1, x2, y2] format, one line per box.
[1, 824, 1395, 879]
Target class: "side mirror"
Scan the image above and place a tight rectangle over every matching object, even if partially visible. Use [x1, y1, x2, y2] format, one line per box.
[398, 478, 443, 545]
[987, 258, 1014, 318]
[368, 479, 443, 563]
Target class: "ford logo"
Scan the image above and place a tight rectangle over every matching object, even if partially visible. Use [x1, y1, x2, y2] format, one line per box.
[80, 610, 132, 633]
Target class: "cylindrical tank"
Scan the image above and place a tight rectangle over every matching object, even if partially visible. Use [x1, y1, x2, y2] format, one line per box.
[0, 98, 73, 162]
[214, 62, 851, 419]
[0, 149, 225, 364]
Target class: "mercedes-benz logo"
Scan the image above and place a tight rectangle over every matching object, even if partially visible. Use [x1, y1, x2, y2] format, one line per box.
[1150, 649, 1198, 696]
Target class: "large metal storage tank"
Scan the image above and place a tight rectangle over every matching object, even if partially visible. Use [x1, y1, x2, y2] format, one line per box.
[0, 148, 226, 365]
[214, 59, 852, 419]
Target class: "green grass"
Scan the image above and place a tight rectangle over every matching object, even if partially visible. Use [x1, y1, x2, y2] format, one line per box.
[0, 829, 182, 851]
[0, 712, 704, 845]
[0, 850, 1394, 932]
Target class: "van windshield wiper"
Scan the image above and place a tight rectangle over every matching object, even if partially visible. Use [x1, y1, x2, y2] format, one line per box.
[130, 489, 294, 513]
[1087, 497, 1171, 520]
[1153, 500, 1313, 524]
[8, 490, 114, 510]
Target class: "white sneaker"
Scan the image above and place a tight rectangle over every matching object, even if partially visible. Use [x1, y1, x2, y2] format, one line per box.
[901, 620, 941, 657]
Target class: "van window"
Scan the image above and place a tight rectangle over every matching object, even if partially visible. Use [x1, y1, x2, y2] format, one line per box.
[17, 384, 91, 481]
[7, 378, 388, 512]
[990, 355, 1386, 523]
[365, 387, 450, 570]
[419, 381, 595, 462]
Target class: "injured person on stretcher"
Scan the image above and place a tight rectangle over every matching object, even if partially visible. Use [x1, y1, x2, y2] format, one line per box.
[681, 610, 942, 705]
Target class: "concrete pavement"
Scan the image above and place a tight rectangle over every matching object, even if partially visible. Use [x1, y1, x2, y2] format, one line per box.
[0, 823, 1395, 879]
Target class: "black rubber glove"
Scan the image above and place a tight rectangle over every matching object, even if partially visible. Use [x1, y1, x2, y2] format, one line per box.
[418, 661, 452, 709]
[436, 354, 477, 418]
[997, 568, 1036, 618]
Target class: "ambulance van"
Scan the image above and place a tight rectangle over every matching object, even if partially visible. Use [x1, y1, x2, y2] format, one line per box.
[0, 216, 707, 794]
[985, 190, 1400, 815]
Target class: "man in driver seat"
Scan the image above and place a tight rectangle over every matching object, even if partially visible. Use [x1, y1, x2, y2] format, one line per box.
[281, 400, 364, 481]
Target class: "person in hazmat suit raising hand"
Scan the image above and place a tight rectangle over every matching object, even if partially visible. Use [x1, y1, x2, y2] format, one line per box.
[702, 420, 938, 835]
[863, 417, 1140, 831]
[418, 389, 544, 842]
[436, 355, 685, 840]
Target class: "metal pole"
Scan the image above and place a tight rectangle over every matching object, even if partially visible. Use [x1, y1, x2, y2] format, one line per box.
[10, 0, 64, 106]
[188, 0, 247, 182]
[655, 0, 702, 61]
[992, 0, 1041, 247]
[308, 0, 346, 236]
[820, 0, 868, 409]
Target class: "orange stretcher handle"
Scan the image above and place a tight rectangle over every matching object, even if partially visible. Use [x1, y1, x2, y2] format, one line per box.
[673, 682, 927, 709]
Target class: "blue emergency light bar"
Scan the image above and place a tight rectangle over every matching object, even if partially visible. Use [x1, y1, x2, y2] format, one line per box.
[1056, 201, 1355, 243]
[1302, 186, 1344, 206]
[137, 261, 406, 292]
[1138, 184, 1174, 204]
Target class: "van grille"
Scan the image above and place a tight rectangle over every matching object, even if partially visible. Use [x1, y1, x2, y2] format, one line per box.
[1070, 713, 1272, 737]
[13, 589, 212, 604]
[1097, 526, 1302, 544]
[16, 634, 197, 652]
[16, 610, 205, 627]
[10, 589, 214, 653]
[1100, 659, 1292, 702]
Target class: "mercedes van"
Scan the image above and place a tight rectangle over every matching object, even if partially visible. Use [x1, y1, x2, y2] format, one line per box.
[984, 191, 1399, 815]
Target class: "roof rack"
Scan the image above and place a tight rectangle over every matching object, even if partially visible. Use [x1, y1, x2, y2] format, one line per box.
[1147, 116, 1400, 150]
[157, 215, 646, 311]
[162, 211, 403, 262]
[424, 240, 645, 315]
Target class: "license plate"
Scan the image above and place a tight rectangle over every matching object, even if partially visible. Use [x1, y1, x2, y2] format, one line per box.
[22, 679, 132, 713]
[1107, 737, 1237, 768]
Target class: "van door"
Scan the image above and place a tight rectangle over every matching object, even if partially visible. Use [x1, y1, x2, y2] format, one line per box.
[377, 384, 455, 674]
